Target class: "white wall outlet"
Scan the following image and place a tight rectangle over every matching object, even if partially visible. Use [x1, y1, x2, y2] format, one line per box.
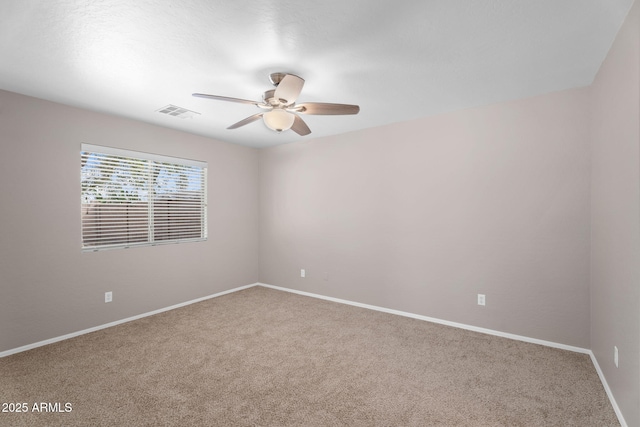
[105, 291, 113, 303]
[477, 294, 486, 306]
[614, 346, 619, 368]
[300, 269, 306, 278]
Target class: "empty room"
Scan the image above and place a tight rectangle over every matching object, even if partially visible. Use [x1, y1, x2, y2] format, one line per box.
[0, 1, 638, 426]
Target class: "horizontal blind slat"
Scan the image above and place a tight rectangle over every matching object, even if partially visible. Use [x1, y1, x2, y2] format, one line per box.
[81, 146, 206, 250]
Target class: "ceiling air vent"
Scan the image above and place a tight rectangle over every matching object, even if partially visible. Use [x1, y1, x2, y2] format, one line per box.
[156, 104, 200, 119]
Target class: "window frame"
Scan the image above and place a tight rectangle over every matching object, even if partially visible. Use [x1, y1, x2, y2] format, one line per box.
[81, 143, 208, 252]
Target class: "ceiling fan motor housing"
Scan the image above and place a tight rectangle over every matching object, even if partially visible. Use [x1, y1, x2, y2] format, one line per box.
[263, 89, 281, 106]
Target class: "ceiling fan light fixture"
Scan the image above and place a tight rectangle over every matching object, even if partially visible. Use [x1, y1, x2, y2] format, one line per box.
[263, 109, 295, 132]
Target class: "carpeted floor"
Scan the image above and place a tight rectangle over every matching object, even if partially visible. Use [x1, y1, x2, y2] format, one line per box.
[0, 286, 619, 426]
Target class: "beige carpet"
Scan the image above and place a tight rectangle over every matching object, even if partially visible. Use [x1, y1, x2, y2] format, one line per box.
[0, 286, 619, 426]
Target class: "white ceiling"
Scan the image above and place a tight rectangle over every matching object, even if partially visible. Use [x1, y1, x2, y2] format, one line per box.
[0, 1, 634, 148]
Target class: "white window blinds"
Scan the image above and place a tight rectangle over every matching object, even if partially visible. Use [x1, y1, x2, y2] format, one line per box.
[81, 144, 207, 251]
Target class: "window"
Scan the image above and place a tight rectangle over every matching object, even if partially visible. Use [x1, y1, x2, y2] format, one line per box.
[81, 144, 207, 251]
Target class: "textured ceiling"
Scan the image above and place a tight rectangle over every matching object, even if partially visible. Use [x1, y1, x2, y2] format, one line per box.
[0, 1, 634, 148]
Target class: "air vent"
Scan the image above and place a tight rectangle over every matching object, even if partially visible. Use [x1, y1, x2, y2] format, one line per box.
[156, 104, 200, 119]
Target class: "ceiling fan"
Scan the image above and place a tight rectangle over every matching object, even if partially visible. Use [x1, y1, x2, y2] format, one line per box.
[193, 73, 360, 136]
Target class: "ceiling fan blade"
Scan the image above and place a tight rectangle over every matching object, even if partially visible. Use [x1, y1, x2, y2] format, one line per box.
[227, 113, 264, 129]
[291, 115, 311, 136]
[192, 93, 259, 105]
[293, 102, 360, 115]
[274, 74, 305, 105]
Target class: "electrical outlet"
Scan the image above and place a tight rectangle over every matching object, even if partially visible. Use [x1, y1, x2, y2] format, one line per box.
[614, 346, 619, 368]
[477, 294, 486, 306]
[105, 291, 112, 303]
[300, 269, 306, 278]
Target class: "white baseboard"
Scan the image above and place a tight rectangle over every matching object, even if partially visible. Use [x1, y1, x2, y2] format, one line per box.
[0, 283, 259, 358]
[589, 351, 628, 427]
[257, 283, 589, 353]
[257, 283, 627, 427]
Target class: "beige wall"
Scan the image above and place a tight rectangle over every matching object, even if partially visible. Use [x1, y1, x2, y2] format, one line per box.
[0, 89, 260, 353]
[590, 1, 640, 425]
[259, 86, 592, 348]
[2, 8, 639, 420]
